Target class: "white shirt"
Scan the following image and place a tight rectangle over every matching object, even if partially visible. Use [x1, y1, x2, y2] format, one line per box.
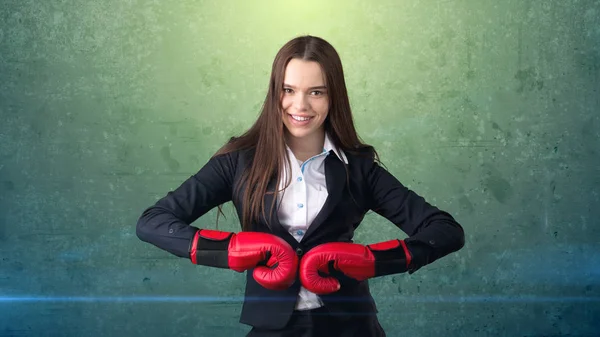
[276, 133, 348, 310]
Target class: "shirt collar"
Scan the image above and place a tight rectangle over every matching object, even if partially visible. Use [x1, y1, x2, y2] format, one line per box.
[323, 132, 348, 164]
[283, 132, 348, 165]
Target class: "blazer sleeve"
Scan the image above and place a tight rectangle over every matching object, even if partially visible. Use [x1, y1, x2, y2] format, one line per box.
[135, 151, 237, 259]
[364, 155, 465, 273]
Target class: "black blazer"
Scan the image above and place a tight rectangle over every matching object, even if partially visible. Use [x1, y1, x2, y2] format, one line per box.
[136, 146, 465, 329]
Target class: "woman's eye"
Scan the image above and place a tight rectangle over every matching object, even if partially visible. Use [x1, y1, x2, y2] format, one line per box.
[282, 88, 324, 96]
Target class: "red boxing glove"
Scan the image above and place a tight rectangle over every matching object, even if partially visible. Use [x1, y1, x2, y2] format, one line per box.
[189, 229, 298, 291]
[299, 239, 412, 295]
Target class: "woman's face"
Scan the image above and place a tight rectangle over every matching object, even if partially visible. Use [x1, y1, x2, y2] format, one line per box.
[280, 58, 329, 141]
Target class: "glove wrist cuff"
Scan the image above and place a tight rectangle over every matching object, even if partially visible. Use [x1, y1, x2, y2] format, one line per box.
[189, 229, 233, 268]
[368, 239, 412, 277]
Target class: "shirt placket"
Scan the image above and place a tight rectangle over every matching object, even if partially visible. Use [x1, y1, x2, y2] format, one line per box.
[287, 149, 329, 241]
[292, 160, 307, 241]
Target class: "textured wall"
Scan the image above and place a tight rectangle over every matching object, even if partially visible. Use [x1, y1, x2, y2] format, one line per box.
[1, 0, 599, 336]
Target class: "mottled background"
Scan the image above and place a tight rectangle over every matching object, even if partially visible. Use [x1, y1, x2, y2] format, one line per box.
[1, 0, 599, 336]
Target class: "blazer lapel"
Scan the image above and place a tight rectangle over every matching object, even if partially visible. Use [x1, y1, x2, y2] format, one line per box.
[262, 176, 281, 231]
[301, 153, 347, 241]
[261, 174, 297, 243]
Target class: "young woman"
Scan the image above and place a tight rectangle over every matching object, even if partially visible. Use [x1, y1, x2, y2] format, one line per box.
[136, 35, 465, 337]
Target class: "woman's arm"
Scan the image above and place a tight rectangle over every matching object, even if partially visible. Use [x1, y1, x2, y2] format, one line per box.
[365, 157, 465, 274]
[135, 152, 237, 258]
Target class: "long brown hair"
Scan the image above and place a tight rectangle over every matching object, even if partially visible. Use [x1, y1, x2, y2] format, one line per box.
[212, 35, 380, 231]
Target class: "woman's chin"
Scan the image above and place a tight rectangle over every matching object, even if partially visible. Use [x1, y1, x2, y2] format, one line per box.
[286, 129, 309, 139]
[285, 127, 323, 140]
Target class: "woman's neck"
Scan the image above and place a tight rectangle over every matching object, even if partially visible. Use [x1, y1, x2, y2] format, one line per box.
[285, 131, 325, 162]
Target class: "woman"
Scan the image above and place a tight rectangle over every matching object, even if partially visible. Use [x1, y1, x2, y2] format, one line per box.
[136, 35, 465, 337]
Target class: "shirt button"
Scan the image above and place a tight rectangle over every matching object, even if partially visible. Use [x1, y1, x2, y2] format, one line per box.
[297, 177, 303, 182]
[296, 230, 304, 235]
[297, 203, 304, 208]
[168, 229, 174, 234]
[429, 240, 436, 245]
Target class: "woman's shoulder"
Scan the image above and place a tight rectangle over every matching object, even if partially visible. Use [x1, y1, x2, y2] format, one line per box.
[344, 145, 377, 163]
[211, 146, 255, 164]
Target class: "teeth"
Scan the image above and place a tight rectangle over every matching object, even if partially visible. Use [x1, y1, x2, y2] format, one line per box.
[291, 115, 311, 121]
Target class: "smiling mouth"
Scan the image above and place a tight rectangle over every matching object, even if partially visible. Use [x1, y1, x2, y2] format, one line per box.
[288, 114, 314, 121]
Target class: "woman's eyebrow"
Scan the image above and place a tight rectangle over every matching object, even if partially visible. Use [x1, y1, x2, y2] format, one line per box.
[283, 84, 327, 90]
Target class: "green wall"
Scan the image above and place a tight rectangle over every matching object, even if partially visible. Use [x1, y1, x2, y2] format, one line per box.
[1, 0, 599, 336]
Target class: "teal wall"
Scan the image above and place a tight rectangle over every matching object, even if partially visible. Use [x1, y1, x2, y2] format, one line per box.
[1, 0, 599, 336]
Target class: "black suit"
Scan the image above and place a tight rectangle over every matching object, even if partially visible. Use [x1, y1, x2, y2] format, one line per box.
[136, 146, 465, 333]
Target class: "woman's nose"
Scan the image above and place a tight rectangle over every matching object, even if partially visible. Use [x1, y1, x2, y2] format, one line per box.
[293, 94, 308, 111]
